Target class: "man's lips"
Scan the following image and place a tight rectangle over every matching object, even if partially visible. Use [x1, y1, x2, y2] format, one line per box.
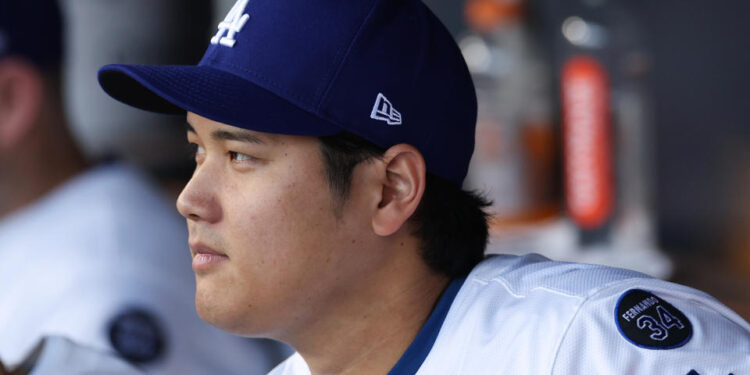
[189, 242, 229, 271]
[189, 242, 227, 258]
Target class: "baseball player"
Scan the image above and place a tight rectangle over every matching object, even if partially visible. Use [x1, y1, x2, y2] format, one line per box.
[98, 0, 750, 373]
[0, 1, 285, 373]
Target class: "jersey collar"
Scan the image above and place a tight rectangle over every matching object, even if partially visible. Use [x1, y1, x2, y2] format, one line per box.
[388, 277, 465, 375]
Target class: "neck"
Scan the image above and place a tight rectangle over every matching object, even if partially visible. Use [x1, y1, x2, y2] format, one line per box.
[286, 237, 450, 375]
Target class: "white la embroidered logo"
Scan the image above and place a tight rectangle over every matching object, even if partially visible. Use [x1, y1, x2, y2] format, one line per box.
[370, 93, 402, 125]
[211, 0, 251, 47]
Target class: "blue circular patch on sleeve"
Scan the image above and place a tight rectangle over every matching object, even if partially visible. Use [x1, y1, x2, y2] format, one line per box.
[108, 308, 166, 364]
[615, 289, 693, 350]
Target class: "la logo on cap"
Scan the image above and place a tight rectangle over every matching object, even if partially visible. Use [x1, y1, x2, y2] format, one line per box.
[211, 0, 250, 47]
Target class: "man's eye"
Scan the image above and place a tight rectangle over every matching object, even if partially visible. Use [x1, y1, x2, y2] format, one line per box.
[229, 151, 255, 162]
[188, 143, 206, 160]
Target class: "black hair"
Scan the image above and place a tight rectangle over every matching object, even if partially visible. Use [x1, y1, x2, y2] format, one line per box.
[318, 132, 492, 278]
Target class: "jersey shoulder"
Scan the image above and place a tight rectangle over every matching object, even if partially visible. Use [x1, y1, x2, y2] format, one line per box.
[553, 273, 750, 374]
[468, 253, 650, 299]
[418, 254, 649, 373]
[418, 254, 750, 374]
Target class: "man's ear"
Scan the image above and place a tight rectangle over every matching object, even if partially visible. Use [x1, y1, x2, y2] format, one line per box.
[372, 144, 426, 237]
[0, 58, 43, 151]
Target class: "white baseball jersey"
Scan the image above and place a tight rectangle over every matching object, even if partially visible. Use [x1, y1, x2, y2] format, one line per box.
[270, 254, 750, 374]
[0, 163, 286, 374]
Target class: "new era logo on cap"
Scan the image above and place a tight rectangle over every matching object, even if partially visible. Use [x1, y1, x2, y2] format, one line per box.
[211, 0, 251, 48]
[370, 93, 402, 126]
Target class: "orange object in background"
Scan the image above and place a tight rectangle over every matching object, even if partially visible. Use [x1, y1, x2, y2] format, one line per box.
[561, 56, 613, 231]
[465, 0, 524, 32]
[461, 0, 560, 232]
[487, 122, 560, 229]
[522, 121, 558, 211]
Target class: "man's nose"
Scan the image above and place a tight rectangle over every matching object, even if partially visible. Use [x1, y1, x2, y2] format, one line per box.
[176, 167, 221, 223]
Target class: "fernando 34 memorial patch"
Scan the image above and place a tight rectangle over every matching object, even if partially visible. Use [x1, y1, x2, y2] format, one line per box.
[615, 289, 693, 349]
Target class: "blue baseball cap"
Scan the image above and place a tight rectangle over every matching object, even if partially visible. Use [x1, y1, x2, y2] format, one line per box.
[0, 0, 63, 67]
[98, 0, 477, 185]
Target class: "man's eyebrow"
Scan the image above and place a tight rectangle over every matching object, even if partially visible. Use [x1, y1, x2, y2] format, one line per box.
[211, 130, 266, 145]
[185, 123, 267, 145]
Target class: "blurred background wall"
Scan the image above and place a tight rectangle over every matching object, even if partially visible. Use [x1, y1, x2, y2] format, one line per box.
[645, 0, 750, 260]
[645, 0, 750, 320]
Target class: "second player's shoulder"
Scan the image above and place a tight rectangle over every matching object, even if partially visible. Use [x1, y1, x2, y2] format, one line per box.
[59, 163, 193, 275]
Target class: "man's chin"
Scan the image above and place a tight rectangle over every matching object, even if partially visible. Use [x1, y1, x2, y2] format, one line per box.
[196, 298, 242, 333]
[194, 287, 259, 336]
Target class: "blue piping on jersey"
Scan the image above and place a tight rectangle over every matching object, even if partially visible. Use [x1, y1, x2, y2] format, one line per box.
[388, 277, 465, 375]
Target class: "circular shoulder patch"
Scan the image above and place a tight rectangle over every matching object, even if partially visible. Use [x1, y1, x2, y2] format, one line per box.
[108, 308, 166, 364]
[615, 289, 692, 349]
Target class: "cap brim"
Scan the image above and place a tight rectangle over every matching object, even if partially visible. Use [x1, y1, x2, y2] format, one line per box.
[98, 64, 341, 136]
